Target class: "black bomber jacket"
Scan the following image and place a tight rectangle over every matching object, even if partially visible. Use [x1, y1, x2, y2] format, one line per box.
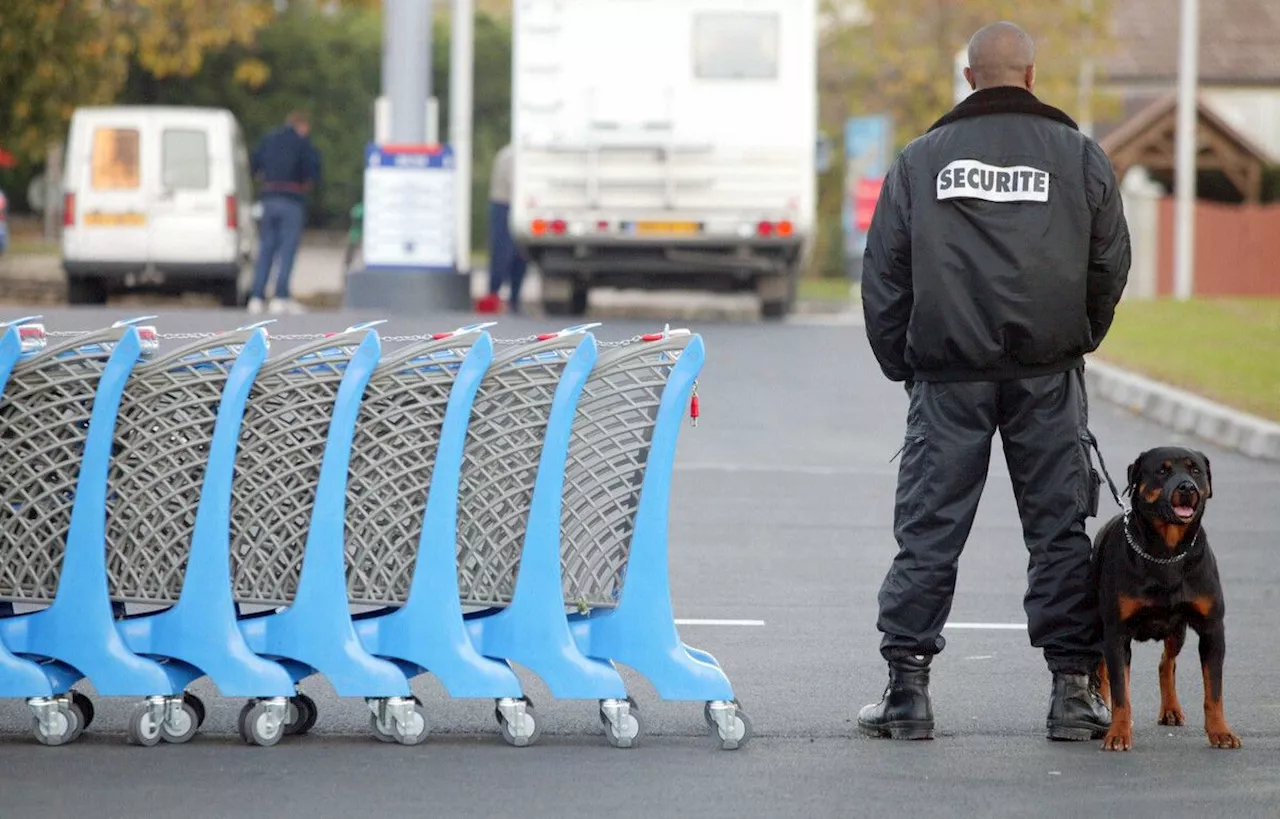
[861, 86, 1132, 383]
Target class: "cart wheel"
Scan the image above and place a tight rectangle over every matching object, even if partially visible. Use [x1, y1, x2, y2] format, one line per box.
[71, 691, 95, 731]
[369, 712, 397, 743]
[703, 698, 742, 729]
[238, 700, 283, 747]
[127, 702, 163, 747]
[183, 692, 206, 729]
[710, 706, 753, 751]
[497, 700, 542, 748]
[601, 700, 643, 749]
[30, 702, 80, 747]
[392, 702, 430, 746]
[161, 700, 200, 744]
[284, 693, 317, 736]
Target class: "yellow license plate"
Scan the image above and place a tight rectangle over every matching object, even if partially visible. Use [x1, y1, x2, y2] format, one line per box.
[633, 221, 702, 235]
[84, 211, 146, 227]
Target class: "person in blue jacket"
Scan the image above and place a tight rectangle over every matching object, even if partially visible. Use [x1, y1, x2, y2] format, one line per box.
[249, 110, 321, 315]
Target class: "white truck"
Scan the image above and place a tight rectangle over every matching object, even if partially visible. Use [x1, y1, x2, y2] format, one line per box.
[510, 0, 817, 318]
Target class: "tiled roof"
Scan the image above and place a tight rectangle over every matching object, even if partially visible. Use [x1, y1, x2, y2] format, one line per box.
[1103, 0, 1280, 84]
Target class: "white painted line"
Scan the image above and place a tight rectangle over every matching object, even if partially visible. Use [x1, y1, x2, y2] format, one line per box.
[945, 622, 1027, 630]
[675, 619, 766, 627]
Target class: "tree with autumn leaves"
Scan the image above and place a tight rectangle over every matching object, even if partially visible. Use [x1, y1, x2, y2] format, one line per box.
[812, 0, 1120, 275]
[0, 0, 277, 163]
[820, 0, 1118, 144]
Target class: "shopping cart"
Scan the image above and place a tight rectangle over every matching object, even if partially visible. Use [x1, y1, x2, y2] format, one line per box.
[106, 323, 295, 746]
[458, 324, 639, 747]
[231, 323, 416, 746]
[563, 328, 751, 749]
[0, 318, 184, 745]
[347, 323, 535, 746]
[0, 317, 92, 746]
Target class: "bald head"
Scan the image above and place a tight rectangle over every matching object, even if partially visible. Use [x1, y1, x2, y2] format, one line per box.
[964, 21, 1036, 91]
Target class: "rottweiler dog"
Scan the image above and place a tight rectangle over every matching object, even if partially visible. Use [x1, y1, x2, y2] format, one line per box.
[1090, 446, 1240, 751]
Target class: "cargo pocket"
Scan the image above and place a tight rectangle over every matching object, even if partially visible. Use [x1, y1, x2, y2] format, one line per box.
[1077, 430, 1101, 518]
[894, 423, 933, 522]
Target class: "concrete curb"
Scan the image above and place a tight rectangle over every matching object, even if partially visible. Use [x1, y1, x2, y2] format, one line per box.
[1085, 357, 1280, 461]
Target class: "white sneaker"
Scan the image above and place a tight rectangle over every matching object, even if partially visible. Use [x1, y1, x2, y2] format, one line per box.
[269, 298, 306, 315]
[247, 297, 265, 315]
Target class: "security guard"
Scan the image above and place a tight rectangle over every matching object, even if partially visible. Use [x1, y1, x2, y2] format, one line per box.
[857, 21, 1131, 741]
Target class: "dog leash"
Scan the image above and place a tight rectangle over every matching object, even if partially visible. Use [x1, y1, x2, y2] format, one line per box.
[1083, 429, 1126, 510]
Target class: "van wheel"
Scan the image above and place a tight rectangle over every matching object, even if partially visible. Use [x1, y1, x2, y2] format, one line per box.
[217, 280, 243, 308]
[66, 277, 107, 306]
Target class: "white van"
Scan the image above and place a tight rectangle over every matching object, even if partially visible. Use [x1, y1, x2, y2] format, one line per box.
[60, 105, 256, 306]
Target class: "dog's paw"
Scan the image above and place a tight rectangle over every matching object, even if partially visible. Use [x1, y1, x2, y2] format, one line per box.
[1100, 728, 1132, 752]
[1158, 706, 1185, 726]
[1207, 728, 1242, 749]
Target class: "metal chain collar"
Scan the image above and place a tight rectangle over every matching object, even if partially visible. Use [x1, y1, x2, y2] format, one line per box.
[1122, 508, 1199, 565]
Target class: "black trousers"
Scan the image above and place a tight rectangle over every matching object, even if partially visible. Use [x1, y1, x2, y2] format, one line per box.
[877, 368, 1103, 674]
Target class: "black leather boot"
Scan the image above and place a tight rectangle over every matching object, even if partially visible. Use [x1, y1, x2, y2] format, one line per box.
[857, 655, 934, 740]
[1045, 671, 1111, 741]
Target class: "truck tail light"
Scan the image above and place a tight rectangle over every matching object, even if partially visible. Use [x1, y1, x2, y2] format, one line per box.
[226, 195, 238, 229]
[531, 219, 567, 236]
[756, 220, 795, 238]
[63, 193, 76, 227]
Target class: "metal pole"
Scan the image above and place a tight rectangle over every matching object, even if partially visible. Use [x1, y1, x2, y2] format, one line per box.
[1173, 0, 1199, 301]
[450, 0, 474, 275]
[385, 0, 432, 144]
[1077, 0, 1095, 137]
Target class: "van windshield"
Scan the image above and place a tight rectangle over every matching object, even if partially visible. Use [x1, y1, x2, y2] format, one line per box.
[163, 129, 210, 190]
[91, 128, 141, 190]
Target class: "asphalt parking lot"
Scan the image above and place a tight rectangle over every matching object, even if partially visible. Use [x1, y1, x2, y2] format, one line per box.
[0, 302, 1277, 819]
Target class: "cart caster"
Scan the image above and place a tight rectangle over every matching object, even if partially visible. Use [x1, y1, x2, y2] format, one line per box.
[703, 698, 742, 729]
[161, 698, 201, 744]
[706, 700, 752, 750]
[183, 692, 206, 729]
[600, 698, 643, 749]
[28, 697, 81, 747]
[71, 691, 95, 731]
[284, 692, 318, 736]
[495, 697, 542, 748]
[368, 696, 429, 746]
[238, 698, 287, 747]
[127, 700, 164, 747]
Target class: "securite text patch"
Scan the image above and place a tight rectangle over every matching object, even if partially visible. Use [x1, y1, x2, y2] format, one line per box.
[936, 160, 1049, 203]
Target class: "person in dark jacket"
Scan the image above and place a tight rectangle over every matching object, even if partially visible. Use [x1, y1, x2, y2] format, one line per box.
[857, 21, 1131, 743]
[249, 110, 322, 315]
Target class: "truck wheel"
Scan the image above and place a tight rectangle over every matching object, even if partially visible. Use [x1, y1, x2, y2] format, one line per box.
[570, 284, 588, 316]
[756, 274, 796, 320]
[541, 274, 588, 317]
[66, 277, 107, 305]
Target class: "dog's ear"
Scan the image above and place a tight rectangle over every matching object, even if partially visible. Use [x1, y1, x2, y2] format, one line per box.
[1201, 452, 1213, 499]
[1125, 451, 1147, 497]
